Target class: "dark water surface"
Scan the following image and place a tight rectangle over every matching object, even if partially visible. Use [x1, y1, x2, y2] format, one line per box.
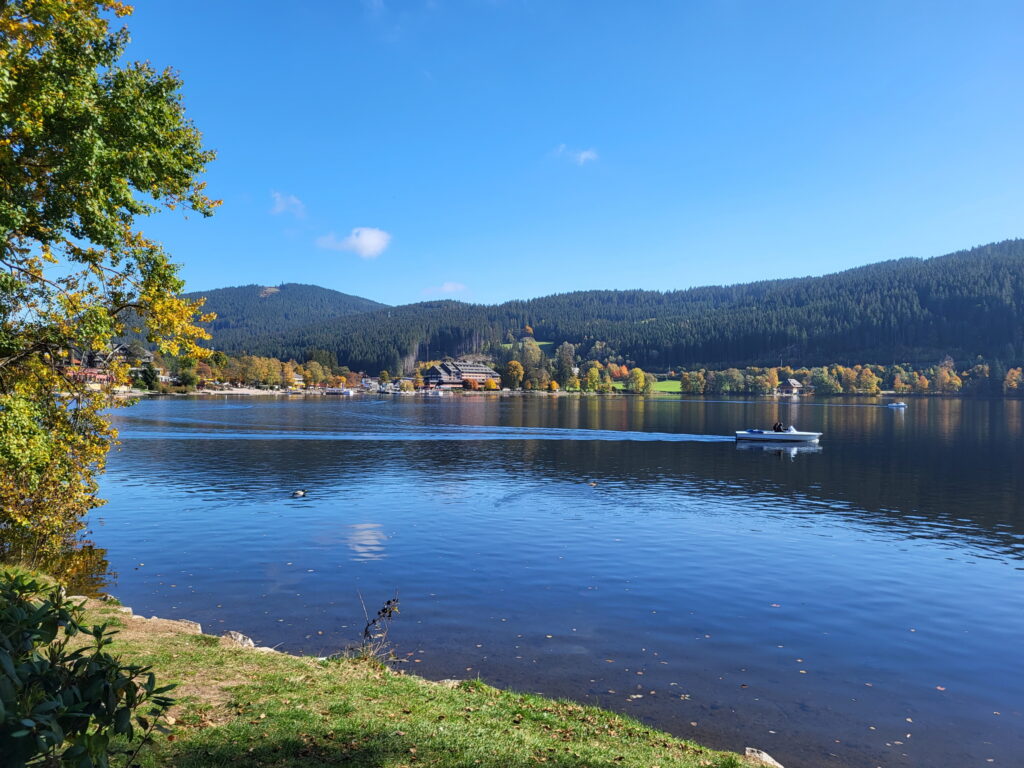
[93, 395, 1024, 768]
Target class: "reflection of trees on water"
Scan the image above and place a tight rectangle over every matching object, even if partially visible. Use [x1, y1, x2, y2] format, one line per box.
[0, 539, 112, 596]
[106, 396, 1024, 560]
[52, 543, 112, 596]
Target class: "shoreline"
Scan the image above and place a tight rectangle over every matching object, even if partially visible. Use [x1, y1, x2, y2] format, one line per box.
[130, 385, 1024, 403]
[135, 386, 1018, 403]
[33, 582, 779, 768]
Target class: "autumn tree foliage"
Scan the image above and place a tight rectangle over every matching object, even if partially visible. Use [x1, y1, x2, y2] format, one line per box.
[581, 363, 602, 392]
[504, 360, 524, 389]
[679, 370, 706, 394]
[0, 1, 217, 564]
[810, 367, 842, 395]
[1005, 368, 1023, 394]
[933, 357, 962, 393]
[671, 360, 1001, 397]
[855, 366, 881, 395]
[626, 367, 647, 393]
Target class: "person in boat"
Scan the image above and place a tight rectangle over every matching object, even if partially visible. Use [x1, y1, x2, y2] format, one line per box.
[773, 422, 784, 432]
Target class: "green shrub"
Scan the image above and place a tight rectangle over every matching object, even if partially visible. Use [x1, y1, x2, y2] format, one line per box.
[0, 573, 175, 767]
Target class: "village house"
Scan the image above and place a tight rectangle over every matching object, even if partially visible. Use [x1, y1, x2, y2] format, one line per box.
[58, 343, 160, 388]
[423, 360, 501, 389]
[778, 378, 812, 396]
[64, 367, 115, 387]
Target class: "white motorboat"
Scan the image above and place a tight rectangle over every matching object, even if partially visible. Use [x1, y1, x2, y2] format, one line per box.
[735, 427, 822, 443]
[886, 401, 908, 408]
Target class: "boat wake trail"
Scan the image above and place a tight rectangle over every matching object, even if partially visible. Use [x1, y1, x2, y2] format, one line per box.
[119, 425, 734, 443]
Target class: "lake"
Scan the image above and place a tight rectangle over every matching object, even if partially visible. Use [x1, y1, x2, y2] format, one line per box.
[86, 394, 1023, 768]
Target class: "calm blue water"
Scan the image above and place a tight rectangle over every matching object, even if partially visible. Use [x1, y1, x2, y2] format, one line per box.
[89, 395, 1024, 768]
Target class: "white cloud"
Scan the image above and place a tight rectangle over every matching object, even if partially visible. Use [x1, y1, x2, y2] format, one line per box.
[424, 281, 467, 295]
[554, 144, 599, 165]
[316, 227, 392, 259]
[270, 191, 306, 218]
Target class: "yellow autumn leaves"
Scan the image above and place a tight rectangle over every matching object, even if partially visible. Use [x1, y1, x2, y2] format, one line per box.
[0, 1, 215, 566]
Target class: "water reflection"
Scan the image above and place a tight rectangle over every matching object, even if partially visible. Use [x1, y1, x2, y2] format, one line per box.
[0, 540, 113, 597]
[734, 442, 823, 459]
[91, 396, 1024, 768]
[346, 523, 387, 561]
[106, 396, 1024, 560]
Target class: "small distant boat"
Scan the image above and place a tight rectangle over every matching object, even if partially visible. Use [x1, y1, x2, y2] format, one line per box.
[735, 427, 822, 443]
[886, 401, 908, 408]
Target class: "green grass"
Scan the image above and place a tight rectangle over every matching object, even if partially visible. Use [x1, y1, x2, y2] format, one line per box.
[611, 380, 680, 393]
[63, 597, 745, 768]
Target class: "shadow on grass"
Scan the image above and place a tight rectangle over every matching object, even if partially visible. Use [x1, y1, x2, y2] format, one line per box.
[162, 726, 709, 768]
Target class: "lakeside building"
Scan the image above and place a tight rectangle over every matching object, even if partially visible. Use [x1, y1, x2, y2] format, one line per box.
[778, 378, 812, 396]
[424, 360, 500, 389]
[64, 367, 115, 386]
[57, 343, 164, 388]
[778, 378, 802, 397]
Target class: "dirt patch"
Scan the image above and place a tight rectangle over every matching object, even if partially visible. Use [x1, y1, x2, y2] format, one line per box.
[81, 599, 259, 723]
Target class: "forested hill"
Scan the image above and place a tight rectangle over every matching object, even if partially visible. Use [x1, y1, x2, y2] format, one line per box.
[184, 283, 388, 352]
[195, 240, 1024, 372]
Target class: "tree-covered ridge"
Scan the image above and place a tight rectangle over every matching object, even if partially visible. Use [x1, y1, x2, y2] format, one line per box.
[198, 240, 1024, 373]
[184, 283, 389, 352]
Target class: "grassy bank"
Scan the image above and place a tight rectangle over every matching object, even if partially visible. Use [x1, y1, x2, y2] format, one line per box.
[46, 594, 752, 768]
[610, 380, 680, 393]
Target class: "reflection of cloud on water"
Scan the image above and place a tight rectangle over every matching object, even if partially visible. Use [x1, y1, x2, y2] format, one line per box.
[347, 523, 387, 561]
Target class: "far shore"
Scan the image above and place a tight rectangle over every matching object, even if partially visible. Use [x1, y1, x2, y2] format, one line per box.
[131, 386, 1009, 401]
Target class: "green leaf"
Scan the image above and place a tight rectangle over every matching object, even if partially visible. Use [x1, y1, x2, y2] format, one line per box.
[0, 652, 16, 680]
[114, 707, 131, 734]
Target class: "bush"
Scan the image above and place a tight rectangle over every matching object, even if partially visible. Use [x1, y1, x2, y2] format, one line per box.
[0, 573, 175, 768]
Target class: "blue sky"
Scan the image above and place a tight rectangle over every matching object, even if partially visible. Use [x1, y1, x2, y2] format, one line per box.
[127, 0, 1024, 306]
